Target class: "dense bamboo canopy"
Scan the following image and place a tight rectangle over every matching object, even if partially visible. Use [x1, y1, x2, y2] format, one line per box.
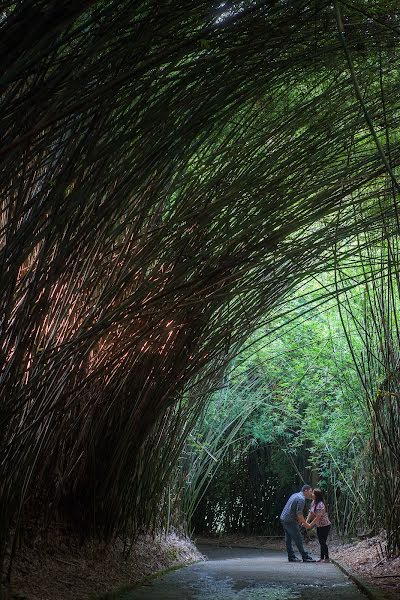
[1, 0, 400, 568]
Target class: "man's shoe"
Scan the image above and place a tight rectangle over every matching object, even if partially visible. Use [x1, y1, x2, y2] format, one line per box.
[303, 556, 316, 562]
[288, 557, 301, 562]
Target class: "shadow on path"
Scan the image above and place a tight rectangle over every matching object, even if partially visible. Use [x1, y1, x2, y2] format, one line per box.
[117, 545, 367, 599]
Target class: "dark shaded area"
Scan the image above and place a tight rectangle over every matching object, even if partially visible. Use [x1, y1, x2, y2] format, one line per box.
[193, 444, 302, 535]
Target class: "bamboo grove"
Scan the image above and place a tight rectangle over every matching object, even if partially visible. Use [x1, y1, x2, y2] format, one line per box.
[1, 0, 400, 572]
[337, 232, 400, 555]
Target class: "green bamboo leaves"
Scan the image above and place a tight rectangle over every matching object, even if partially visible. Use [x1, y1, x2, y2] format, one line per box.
[1, 0, 400, 576]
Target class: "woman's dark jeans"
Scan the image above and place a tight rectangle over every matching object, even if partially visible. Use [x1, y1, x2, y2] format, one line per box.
[317, 524, 331, 559]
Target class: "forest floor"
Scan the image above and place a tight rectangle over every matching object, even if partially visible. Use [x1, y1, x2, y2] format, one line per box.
[5, 533, 202, 600]
[195, 532, 400, 600]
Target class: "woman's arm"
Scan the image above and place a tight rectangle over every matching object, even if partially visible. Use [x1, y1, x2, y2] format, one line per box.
[308, 514, 320, 528]
[306, 511, 316, 524]
[308, 504, 326, 528]
[298, 513, 313, 529]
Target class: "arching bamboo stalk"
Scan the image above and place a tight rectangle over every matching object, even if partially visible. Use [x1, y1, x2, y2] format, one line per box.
[1, 0, 400, 573]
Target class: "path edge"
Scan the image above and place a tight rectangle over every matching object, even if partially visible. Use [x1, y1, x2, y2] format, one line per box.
[88, 559, 203, 600]
[332, 558, 388, 600]
[199, 545, 388, 600]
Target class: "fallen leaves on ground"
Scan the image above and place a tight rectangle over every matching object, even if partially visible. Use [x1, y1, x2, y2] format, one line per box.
[331, 534, 400, 600]
[7, 533, 202, 600]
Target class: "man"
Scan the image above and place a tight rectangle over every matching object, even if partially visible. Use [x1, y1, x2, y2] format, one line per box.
[280, 484, 316, 562]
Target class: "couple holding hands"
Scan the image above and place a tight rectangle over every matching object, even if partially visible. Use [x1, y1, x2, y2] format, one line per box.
[280, 484, 331, 563]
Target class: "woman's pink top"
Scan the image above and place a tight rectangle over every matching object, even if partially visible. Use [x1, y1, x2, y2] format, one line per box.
[309, 500, 331, 527]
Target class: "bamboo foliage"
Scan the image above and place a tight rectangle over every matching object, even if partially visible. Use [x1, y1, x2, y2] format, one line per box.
[178, 389, 261, 533]
[336, 233, 400, 555]
[1, 0, 400, 571]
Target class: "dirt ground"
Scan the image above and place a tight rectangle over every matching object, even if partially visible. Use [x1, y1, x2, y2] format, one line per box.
[195, 532, 400, 600]
[5, 533, 202, 600]
[332, 535, 400, 600]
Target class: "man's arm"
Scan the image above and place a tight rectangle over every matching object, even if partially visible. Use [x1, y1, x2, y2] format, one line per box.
[297, 513, 312, 529]
[295, 499, 312, 529]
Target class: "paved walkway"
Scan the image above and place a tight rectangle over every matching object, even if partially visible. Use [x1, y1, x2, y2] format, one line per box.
[118, 546, 367, 600]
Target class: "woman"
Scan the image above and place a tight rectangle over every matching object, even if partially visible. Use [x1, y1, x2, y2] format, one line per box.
[306, 488, 331, 562]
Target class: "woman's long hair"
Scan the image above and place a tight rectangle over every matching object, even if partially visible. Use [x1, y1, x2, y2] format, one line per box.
[313, 488, 325, 509]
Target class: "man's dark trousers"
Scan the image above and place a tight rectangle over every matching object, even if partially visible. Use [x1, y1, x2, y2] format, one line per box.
[281, 520, 308, 560]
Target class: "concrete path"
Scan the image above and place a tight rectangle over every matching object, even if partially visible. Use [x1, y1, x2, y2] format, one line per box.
[118, 546, 367, 600]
